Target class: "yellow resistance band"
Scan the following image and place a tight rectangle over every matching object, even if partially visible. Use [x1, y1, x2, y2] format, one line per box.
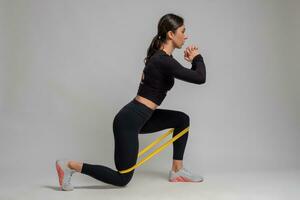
[118, 126, 190, 174]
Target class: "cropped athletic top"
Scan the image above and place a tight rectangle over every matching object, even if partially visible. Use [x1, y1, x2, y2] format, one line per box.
[136, 49, 206, 105]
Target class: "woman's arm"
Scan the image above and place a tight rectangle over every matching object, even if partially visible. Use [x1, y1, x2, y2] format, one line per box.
[159, 54, 206, 84]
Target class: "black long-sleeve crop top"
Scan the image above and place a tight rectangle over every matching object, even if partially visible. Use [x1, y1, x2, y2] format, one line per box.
[136, 49, 206, 105]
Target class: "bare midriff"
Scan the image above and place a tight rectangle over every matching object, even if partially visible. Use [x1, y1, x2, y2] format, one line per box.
[134, 95, 158, 110]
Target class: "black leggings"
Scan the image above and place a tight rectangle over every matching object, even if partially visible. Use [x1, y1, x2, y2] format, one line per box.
[81, 98, 190, 187]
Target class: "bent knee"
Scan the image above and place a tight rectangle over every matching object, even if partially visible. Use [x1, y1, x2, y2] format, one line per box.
[118, 172, 134, 187]
[178, 111, 190, 127]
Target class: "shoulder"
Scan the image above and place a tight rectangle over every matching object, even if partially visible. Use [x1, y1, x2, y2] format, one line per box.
[147, 52, 181, 75]
[149, 50, 175, 65]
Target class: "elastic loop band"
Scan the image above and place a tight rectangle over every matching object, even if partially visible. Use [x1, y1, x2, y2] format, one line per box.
[118, 127, 189, 174]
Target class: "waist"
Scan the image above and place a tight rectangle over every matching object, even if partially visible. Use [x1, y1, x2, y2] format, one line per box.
[124, 98, 155, 119]
[134, 95, 158, 110]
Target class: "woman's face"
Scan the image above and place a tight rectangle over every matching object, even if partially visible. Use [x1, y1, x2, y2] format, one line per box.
[172, 25, 188, 48]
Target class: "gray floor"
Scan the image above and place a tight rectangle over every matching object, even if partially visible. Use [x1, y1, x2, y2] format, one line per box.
[1, 168, 299, 200]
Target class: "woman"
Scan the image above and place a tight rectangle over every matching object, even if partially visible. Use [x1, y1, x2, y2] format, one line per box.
[56, 13, 206, 191]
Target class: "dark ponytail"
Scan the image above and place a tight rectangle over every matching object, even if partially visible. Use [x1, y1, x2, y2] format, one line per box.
[144, 13, 184, 65]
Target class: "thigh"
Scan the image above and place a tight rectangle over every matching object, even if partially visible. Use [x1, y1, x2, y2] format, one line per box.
[113, 107, 144, 172]
[139, 108, 188, 134]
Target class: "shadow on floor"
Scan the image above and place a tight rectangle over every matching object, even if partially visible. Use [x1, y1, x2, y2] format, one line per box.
[42, 185, 121, 191]
[44, 169, 168, 190]
[137, 169, 168, 180]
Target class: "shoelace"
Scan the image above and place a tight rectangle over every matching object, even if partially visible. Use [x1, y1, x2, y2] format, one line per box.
[64, 168, 75, 185]
[181, 167, 193, 176]
[182, 167, 203, 180]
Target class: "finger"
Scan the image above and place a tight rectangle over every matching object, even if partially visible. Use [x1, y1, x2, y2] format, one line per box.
[184, 52, 189, 58]
[187, 48, 191, 55]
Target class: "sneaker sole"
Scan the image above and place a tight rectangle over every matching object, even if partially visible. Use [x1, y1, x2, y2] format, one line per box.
[55, 161, 64, 191]
[169, 176, 204, 182]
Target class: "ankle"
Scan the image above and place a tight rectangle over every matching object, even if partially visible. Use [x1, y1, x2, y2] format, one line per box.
[67, 161, 74, 170]
[172, 159, 183, 172]
[68, 161, 82, 173]
[172, 166, 183, 172]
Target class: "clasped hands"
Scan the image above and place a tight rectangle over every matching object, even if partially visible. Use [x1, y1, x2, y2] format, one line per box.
[184, 45, 200, 63]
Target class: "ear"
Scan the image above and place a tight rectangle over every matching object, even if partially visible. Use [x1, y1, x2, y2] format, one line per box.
[166, 30, 175, 40]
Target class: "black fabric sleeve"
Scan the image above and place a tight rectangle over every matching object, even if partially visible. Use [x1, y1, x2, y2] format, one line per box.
[159, 54, 206, 84]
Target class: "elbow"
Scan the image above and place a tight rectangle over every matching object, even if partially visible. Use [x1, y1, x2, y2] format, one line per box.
[202, 78, 206, 84]
[198, 79, 206, 84]
[196, 75, 206, 84]
[195, 70, 206, 84]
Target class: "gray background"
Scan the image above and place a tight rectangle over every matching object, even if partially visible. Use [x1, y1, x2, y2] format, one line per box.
[0, 0, 299, 185]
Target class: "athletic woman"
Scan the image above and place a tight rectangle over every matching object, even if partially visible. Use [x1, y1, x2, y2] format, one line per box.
[56, 13, 206, 191]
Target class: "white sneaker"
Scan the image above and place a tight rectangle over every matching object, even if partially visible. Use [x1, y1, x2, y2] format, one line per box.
[169, 167, 204, 182]
[55, 159, 76, 191]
